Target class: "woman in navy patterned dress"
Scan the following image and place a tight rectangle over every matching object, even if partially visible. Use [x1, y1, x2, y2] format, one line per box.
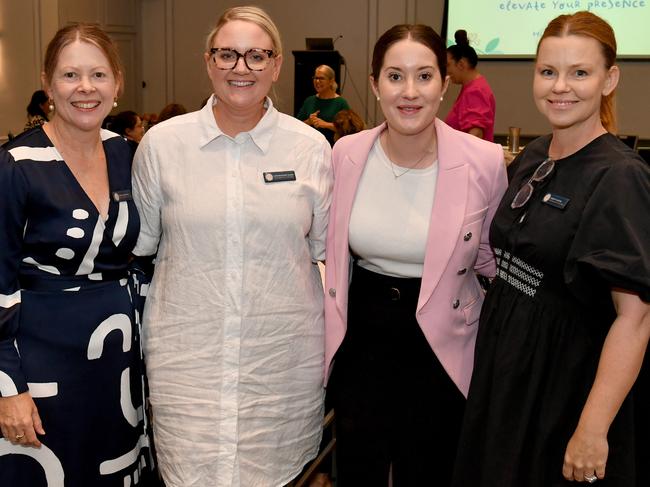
[0, 24, 150, 486]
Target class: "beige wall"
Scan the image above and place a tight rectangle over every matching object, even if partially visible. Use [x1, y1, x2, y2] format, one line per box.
[0, 0, 139, 141]
[141, 0, 445, 124]
[0, 0, 43, 140]
[1, 0, 649, 141]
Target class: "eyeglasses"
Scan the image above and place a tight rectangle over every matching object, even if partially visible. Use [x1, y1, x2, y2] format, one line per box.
[209, 48, 275, 71]
[510, 157, 555, 209]
[312, 76, 327, 81]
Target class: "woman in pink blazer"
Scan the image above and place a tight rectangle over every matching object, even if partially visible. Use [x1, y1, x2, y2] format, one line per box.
[323, 24, 507, 486]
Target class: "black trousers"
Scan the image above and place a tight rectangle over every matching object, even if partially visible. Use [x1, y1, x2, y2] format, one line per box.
[327, 264, 466, 487]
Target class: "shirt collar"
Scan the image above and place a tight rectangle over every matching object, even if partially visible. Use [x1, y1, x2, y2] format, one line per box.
[197, 94, 278, 154]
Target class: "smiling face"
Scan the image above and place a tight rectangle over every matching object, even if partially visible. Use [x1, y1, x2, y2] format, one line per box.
[371, 38, 449, 137]
[313, 67, 334, 95]
[205, 19, 282, 116]
[45, 40, 120, 133]
[533, 34, 618, 134]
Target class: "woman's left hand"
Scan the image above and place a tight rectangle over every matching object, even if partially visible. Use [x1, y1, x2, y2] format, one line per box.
[310, 116, 325, 129]
[562, 427, 608, 482]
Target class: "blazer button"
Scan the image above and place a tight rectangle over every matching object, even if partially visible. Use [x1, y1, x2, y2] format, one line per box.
[463, 232, 473, 241]
[452, 299, 460, 309]
[328, 288, 336, 297]
[457, 267, 468, 275]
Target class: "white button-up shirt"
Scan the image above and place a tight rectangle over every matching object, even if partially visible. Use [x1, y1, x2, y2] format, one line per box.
[132, 96, 332, 487]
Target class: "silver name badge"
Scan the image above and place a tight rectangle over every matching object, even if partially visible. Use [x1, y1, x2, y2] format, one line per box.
[112, 190, 133, 202]
[263, 171, 296, 183]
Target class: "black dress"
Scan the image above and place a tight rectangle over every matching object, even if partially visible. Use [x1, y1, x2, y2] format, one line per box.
[0, 127, 152, 486]
[452, 134, 650, 487]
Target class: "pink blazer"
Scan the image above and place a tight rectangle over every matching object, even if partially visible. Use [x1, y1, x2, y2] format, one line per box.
[324, 119, 507, 397]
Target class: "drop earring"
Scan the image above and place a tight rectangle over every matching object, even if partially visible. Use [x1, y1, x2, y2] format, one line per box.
[113, 99, 118, 108]
[48, 100, 54, 111]
[376, 96, 380, 101]
[440, 96, 444, 101]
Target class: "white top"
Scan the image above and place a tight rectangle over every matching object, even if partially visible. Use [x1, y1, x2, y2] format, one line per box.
[349, 138, 437, 278]
[132, 96, 333, 487]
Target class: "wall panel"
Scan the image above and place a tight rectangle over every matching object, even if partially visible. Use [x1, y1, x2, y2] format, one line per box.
[0, 0, 41, 139]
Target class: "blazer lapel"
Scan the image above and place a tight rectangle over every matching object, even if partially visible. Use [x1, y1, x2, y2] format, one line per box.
[418, 120, 468, 311]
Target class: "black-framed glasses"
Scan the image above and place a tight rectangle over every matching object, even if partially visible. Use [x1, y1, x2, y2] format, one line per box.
[209, 48, 275, 71]
[510, 157, 555, 209]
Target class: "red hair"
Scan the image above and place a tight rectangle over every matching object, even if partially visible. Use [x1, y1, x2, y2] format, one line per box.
[43, 23, 124, 97]
[537, 11, 617, 133]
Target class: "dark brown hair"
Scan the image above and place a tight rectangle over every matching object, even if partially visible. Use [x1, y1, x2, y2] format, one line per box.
[538, 11, 617, 133]
[110, 110, 139, 136]
[158, 103, 188, 123]
[43, 23, 124, 97]
[447, 30, 478, 69]
[371, 24, 447, 80]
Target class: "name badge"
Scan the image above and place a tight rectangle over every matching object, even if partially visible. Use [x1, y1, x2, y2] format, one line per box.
[542, 193, 570, 210]
[112, 190, 133, 202]
[263, 171, 296, 183]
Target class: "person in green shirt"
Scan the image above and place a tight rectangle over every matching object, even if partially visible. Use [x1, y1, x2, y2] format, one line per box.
[297, 64, 350, 145]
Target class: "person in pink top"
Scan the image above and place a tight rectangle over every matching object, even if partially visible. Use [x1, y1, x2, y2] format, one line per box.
[445, 30, 496, 141]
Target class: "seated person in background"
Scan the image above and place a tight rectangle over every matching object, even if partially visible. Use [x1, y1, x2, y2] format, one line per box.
[158, 103, 187, 123]
[445, 29, 496, 141]
[333, 109, 365, 142]
[110, 110, 144, 157]
[24, 90, 51, 131]
[297, 64, 350, 145]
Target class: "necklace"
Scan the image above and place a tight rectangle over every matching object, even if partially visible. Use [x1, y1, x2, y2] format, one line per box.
[383, 136, 435, 179]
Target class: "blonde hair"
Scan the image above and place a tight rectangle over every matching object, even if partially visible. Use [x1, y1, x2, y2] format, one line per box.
[316, 65, 338, 91]
[205, 6, 282, 57]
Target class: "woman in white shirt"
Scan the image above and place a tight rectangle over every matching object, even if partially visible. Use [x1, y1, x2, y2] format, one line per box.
[131, 6, 332, 486]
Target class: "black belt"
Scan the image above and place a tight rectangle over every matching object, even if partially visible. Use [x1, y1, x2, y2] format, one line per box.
[350, 263, 421, 303]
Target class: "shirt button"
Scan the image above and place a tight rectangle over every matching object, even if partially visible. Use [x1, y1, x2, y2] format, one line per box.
[464, 232, 473, 241]
[452, 299, 460, 309]
[328, 288, 336, 297]
[457, 267, 468, 275]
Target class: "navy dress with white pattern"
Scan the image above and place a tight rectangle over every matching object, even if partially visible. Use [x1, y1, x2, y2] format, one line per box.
[0, 127, 151, 486]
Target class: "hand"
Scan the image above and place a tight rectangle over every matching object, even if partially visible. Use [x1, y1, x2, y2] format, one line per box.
[562, 427, 608, 482]
[0, 392, 45, 447]
[308, 473, 333, 487]
[308, 110, 321, 127]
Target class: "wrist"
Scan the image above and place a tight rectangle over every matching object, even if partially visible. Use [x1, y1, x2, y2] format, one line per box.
[575, 415, 610, 437]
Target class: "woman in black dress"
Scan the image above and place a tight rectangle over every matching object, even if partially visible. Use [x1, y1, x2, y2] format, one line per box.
[453, 11, 650, 487]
